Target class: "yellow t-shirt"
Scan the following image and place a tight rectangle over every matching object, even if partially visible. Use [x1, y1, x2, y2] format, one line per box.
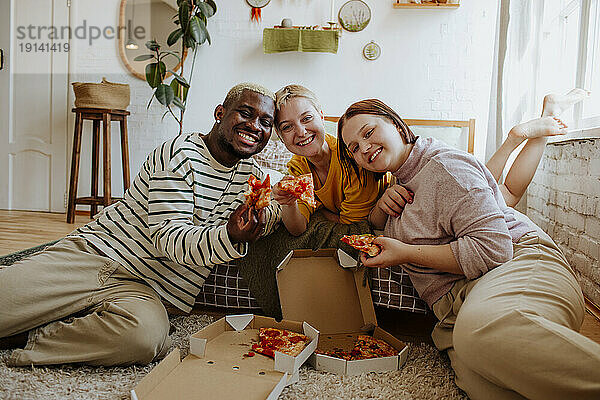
[287, 134, 385, 224]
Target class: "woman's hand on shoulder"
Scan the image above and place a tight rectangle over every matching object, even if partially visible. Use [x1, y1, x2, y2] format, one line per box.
[360, 237, 410, 268]
[272, 176, 298, 206]
[376, 184, 413, 218]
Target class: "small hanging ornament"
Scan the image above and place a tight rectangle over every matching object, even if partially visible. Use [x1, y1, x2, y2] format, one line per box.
[246, 0, 270, 22]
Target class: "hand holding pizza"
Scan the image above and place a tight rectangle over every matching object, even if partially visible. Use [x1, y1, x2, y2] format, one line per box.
[245, 175, 271, 209]
[340, 234, 381, 257]
[226, 203, 266, 244]
[376, 184, 413, 218]
[274, 174, 316, 208]
[359, 236, 411, 268]
[272, 176, 300, 206]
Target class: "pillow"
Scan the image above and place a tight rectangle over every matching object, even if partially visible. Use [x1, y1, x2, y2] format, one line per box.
[324, 120, 338, 137]
[262, 168, 285, 185]
[253, 140, 294, 174]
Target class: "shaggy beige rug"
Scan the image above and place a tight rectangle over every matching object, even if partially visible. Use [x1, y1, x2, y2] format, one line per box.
[0, 314, 467, 400]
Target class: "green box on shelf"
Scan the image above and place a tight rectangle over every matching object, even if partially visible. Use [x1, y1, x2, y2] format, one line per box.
[263, 28, 339, 54]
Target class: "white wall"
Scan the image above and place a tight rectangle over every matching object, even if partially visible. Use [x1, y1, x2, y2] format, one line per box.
[69, 0, 497, 197]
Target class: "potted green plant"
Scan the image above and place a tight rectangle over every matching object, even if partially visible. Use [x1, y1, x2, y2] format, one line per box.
[134, 0, 217, 135]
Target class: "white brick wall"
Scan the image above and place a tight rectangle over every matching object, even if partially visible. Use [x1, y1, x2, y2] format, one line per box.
[527, 139, 600, 306]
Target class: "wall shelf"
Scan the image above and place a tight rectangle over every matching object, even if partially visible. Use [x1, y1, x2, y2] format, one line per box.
[393, 2, 459, 9]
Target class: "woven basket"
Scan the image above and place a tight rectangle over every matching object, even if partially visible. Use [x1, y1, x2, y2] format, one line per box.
[72, 77, 130, 110]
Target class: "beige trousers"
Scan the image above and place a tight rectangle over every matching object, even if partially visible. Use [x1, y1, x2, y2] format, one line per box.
[0, 237, 171, 366]
[432, 230, 600, 400]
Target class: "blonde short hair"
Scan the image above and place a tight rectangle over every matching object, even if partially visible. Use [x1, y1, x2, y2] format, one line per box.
[223, 82, 275, 108]
[275, 84, 323, 122]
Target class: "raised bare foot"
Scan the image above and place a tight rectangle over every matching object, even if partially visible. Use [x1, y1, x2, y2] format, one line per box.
[542, 88, 591, 117]
[508, 116, 568, 139]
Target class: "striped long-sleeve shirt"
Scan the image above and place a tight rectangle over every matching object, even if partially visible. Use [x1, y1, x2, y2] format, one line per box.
[69, 132, 281, 312]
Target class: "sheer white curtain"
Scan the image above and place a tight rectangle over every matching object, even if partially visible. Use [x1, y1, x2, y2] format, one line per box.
[486, 0, 545, 163]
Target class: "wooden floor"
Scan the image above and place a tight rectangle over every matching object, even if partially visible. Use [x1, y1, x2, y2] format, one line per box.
[1, 209, 599, 345]
[0, 210, 91, 255]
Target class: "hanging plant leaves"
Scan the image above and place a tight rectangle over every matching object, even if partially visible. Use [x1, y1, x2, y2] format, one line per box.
[197, 1, 216, 18]
[188, 16, 208, 44]
[137, 0, 217, 135]
[145, 61, 166, 88]
[179, 0, 190, 29]
[133, 54, 155, 62]
[194, 13, 211, 44]
[172, 96, 186, 111]
[167, 29, 184, 46]
[206, 0, 217, 16]
[159, 51, 182, 63]
[145, 40, 160, 51]
[170, 80, 189, 102]
[168, 70, 190, 88]
[155, 84, 175, 107]
[184, 35, 196, 49]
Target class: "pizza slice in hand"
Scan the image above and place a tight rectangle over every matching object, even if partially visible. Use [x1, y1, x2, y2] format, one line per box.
[340, 234, 381, 257]
[277, 174, 316, 208]
[251, 327, 310, 358]
[245, 174, 271, 209]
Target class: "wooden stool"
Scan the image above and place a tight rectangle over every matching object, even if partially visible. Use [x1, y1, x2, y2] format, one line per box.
[66, 108, 131, 223]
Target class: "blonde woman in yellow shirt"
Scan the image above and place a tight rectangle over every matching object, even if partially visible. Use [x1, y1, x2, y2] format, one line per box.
[272, 84, 396, 235]
[235, 85, 392, 318]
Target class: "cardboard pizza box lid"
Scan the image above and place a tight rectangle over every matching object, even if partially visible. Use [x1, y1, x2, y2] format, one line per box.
[276, 248, 377, 335]
[276, 248, 409, 376]
[131, 347, 288, 400]
[131, 314, 318, 400]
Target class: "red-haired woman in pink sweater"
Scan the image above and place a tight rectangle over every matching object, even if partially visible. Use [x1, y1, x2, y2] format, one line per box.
[338, 96, 599, 400]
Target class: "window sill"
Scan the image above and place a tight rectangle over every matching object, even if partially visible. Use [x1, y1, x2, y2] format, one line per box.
[548, 125, 600, 144]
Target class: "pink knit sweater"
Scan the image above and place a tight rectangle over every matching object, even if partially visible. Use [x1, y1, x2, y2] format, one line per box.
[383, 137, 533, 307]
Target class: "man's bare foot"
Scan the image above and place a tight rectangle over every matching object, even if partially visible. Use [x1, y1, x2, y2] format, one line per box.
[508, 116, 568, 139]
[542, 88, 591, 117]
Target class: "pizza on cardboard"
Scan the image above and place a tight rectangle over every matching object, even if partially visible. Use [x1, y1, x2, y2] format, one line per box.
[241, 327, 397, 362]
[132, 251, 408, 399]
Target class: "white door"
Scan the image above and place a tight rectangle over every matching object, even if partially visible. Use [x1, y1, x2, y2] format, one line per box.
[0, 0, 69, 212]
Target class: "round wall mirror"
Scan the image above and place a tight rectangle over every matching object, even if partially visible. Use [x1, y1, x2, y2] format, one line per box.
[119, 0, 187, 80]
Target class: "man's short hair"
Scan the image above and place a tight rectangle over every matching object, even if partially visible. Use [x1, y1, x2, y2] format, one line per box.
[223, 83, 276, 108]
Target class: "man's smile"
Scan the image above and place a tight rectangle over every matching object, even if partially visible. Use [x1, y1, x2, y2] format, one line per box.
[236, 129, 260, 146]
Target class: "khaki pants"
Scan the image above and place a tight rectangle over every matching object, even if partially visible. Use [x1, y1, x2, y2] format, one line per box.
[0, 237, 171, 366]
[432, 231, 600, 400]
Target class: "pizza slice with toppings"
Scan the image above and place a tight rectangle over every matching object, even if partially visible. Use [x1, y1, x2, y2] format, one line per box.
[340, 234, 381, 257]
[350, 335, 398, 360]
[315, 335, 398, 361]
[245, 174, 271, 209]
[314, 348, 354, 361]
[277, 174, 316, 208]
[251, 327, 310, 358]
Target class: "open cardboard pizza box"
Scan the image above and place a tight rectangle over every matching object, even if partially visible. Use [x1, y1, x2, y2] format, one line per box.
[131, 314, 318, 400]
[276, 248, 409, 376]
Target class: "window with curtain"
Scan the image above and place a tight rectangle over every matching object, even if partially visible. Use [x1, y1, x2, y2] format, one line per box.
[538, 0, 600, 133]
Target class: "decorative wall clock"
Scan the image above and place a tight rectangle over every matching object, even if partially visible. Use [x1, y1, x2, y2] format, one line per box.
[363, 41, 381, 60]
[338, 0, 371, 32]
[247, 0, 271, 22]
